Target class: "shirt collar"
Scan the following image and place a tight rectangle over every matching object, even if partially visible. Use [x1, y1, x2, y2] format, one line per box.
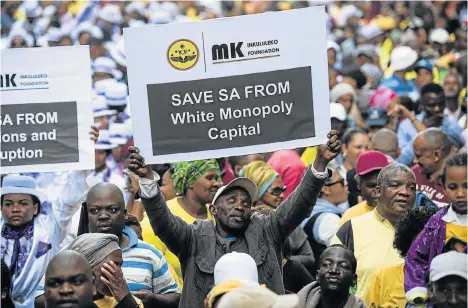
[442, 205, 468, 225]
[373, 208, 395, 230]
[122, 226, 138, 252]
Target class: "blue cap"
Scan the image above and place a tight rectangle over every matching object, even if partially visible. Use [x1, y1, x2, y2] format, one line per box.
[415, 59, 433, 72]
[1, 175, 41, 201]
[367, 108, 388, 127]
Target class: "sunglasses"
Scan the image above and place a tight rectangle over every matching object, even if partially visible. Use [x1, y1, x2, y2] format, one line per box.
[324, 178, 345, 187]
[267, 186, 287, 196]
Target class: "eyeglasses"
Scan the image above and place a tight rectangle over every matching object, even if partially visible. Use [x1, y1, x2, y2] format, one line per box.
[267, 186, 287, 196]
[324, 178, 345, 187]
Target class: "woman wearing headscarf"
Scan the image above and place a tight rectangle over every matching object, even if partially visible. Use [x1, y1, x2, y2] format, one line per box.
[240, 161, 316, 286]
[140, 159, 222, 289]
[330, 83, 365, 128]
[68, 233, 143, 308]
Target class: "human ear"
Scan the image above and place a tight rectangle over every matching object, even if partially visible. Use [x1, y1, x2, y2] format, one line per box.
[33, 203, 39, 215]
[209, 204, 217, 216]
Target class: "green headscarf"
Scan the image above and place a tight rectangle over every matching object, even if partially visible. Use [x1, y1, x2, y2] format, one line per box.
[172, 159, 220, 195]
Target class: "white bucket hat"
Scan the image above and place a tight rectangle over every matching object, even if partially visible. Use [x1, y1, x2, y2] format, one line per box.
[92, 57, 123, 80]
[109, 123, 131, 145]
[98, 4, 123, 25]
[214, 252, 259, 286]
[390, 46, 418, 71]
[105, 82, 128, 107]
[93, 95, 116, 118]
[94, 130, 117, 150]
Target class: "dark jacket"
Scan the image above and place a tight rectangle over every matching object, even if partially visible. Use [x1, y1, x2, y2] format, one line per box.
[141, 168, 327, 308]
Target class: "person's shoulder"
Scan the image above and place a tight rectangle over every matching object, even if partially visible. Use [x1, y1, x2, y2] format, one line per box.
[349, 209, 375, 226]
[133, 240, 165, 259]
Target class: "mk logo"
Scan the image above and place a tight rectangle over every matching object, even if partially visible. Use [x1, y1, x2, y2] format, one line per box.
[0, 74, 17, 88]
[212, 42, 244, 61]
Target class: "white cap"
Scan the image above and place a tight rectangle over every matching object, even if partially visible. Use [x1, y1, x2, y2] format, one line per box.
[149, 10, 172, 24]
[45, 27, 63, 43]
[214, 252, 259, 285]
[42, 5, 57, 18]
[94, 78, 117, 96]
[430, 251, 467, 282]
[429, 28, 450, 45]
[359, 23, 384, 40]
[327, 40, 341, 52]
[108, 37, 126, 67]
[109, 123, 131, 145]
[72, 21, 104, 41]
[389, 46, 418, 71]
[125, 2, 147, 17]
[23, 0, 42, 18]
[212, 178, 258, 208]
[160, 2, 180, 17]
[105, 82, 128, 107]
[7, 28, 34, 47]
[95, 130, 117, 150]
[217, 286, 299, 308]
[92, 57, 123, 80]
[93, 95, 116, 118]
[330, 102, 347, 121]
[98, 4, 123, 25]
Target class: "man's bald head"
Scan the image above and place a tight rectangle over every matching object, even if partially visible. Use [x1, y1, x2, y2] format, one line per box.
[86, 183, 124, 207]
[46, 250, 92, 278]
[370, 128, 399, 159]
[45, 251, 96, 308]
[415, 128, 452, 158]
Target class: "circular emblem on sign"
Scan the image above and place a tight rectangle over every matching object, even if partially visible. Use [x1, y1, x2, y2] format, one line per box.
[167, 39, 199, 70]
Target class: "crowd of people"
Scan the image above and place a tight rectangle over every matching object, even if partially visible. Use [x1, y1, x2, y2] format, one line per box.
[1, 1, 467, 308]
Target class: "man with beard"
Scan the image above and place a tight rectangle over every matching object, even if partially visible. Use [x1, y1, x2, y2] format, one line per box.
[332, 163, 417, 297]
[44, 251, 96, 308]
[443, 73, 463, 123]
[297, 245, 365, 308]
[127, 131, 341, 307]
[397, 83, 464, 165]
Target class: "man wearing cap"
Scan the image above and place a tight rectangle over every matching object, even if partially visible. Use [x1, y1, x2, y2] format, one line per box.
[128, 131, 341, 307]
[379, 46, 419, 102]
[0, 129, 98, 308]
[427, 251, 467, 308]
[367, 108, 389, 136]
[340, 151, 391, 226]
[415, 59, 435, 90]
[105, 82, 130, 124]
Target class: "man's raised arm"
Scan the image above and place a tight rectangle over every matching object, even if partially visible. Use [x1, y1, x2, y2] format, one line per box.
[127, 147, 192, 259]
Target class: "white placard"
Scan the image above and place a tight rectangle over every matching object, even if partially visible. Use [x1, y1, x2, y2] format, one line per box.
[125, 7, 330, 164]
[0, 46, 94, 173]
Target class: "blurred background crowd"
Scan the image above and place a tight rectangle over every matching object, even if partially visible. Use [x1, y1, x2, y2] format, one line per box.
[0, 1, 467, 308]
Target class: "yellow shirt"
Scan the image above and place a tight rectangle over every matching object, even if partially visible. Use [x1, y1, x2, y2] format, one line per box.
[445, 222, 468, 244]
[94, 295, 143, 308]
[339, 201, 374, 226]
[363, 263, 406, 308]
[140, 197, 212, 289]
[331, 209, 403, 297]
[301, 147, 317, 166]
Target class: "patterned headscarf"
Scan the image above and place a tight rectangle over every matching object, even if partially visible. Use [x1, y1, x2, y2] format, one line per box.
[239, 161, 278, 200]
[172, 159, 220, 195]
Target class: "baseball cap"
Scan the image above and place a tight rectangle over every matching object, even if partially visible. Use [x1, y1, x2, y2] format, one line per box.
[414, 59, 433, 72]
[355, 151, 390, 176]
[330, 102, 347, 122]
[214, 252, 259, 285]
[429, 28, 450, 45]
[367, 108, 388, 127]
[430, 251, 467, 282]
[212, 178, 258, 207]
[217, 286, 299, 308]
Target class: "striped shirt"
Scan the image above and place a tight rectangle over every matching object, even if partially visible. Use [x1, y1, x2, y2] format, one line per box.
[122, 226, 179, 294]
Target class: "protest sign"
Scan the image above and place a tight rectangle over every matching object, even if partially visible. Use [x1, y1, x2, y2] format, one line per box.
[0, 46, 94, 173]
[125, 7, 330, 163]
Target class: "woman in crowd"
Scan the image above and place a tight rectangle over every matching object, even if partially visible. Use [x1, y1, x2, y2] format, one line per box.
[330, 83, 366, 128]
[69, 233, 143, 308]
[405, 153, 467, 305]
[240, 161, 316, 282]
[140, 159, 222, 289]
